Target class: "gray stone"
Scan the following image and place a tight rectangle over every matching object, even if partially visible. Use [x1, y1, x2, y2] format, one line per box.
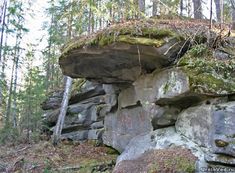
[118, 86, 180, 129]
[150, 105, 180, 129]
[133, 68, 191, 105]
[117, 127, 207, 171]
[175, 104, 213, 147]
[103, 84, 120, 94]
[118, 86, 138, 108]
[59, 38, 188, 84]
[41, 90, 63, 110]
[205, 153, 235, 166]
[61, 129, 104, 141]
[61, 130, 89, 140]
[211, 102, 235, 157]
[67, 103, 86, 114]
[91, 121, 104, 129]
[69, 83, 105, 104]
[42, 109, 60, 125]
[65, 105, 100, 126]
[176, 101, 235, 158]
[88, 129, 104, 140]
[103, 106, 153, 152]
[61, 124, 89, 133]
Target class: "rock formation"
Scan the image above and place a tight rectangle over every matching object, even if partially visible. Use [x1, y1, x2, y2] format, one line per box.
[43, 19, 235, 172]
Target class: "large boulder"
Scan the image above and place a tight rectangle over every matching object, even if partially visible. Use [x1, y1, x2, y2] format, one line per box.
[116, 127, 207, 172]
[176, 101, 235, 159]
[175, 104, 213, 147]
[59, 20, 216, 83]
[46, 19, 235, 171]
[103, 106, 153, 152]
[210, 102, 235, 157]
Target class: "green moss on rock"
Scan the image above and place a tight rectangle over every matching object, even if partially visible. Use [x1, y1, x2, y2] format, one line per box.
[60, 19, 184, 59]
[178, 44, 235, 95]
[117, 35, 165, 47]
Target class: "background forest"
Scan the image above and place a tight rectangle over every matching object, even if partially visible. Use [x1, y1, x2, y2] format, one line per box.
[0, 0, 235, 143]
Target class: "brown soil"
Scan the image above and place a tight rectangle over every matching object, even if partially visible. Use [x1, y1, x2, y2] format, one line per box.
[0, 140, 118, 173]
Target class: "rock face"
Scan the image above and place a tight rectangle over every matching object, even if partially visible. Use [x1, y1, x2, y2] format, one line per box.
[103, 106, 153, 152]
[42, 19, 235, 172]
[42, 81, 108, 141]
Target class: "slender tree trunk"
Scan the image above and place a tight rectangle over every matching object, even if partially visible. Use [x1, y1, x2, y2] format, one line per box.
[46, 6, 54, 93]
[88, 0, 91, 34]
[12, 47, 20, 128]
[187, 0, 192, 17]
[180, 0, 184, 16]
[0, 0, 7, 106]
[192, 0, 202, 19]
[138, 0, 145, 15]
[27, 62, 32, 142]
[91, 0, 95, 33]
[52, 76, 72, 145]
[214, 0, 221, 21]
[152, 0, 158, 16]
[232, 6, 235, 30]
[220, 0, 223, 29]
[6, 61, 15, 126]
[210, 0, 213, 29]
[0, 0, 7, 63]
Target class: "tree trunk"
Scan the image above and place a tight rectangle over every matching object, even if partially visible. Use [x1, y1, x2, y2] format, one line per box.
[192, 0, 202, 19]
[210, 0, 213, 29]
[187, 0, 192, 17]
[220, 0, 223, 29]
[180, 0, 184, 16]
[88, 0, 91, 34]
[6, 62, 15, 126]
[0, 0, 7, 63]
[233, 6, 235, 30]
[52, 76, 72, 145]
[231, 0, 235, 29]
[12, 47, 20, 128]
[214, 0, 221, 21]
[138, 0, 145, 14]
[152, 0, 158, 16]
[0, 0, 7, 106]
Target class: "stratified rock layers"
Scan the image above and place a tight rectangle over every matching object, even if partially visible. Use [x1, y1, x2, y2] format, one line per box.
[43, 19, 235, 172]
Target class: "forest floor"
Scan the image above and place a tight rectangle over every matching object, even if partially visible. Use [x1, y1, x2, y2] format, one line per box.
[0, 140, 118, 173]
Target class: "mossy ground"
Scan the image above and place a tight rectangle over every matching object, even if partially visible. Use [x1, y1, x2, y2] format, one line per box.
[178, 44, 235, 95]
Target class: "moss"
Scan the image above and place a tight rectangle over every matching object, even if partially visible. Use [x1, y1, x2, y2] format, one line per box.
[175, 157, 196, 173]
[147, 156, 195, 173]
[215, 139, 229, 147]
[78, 158, 116, 173]
[117, 35, 165, 47]
[178, 44, 235, 95]
[105, 146, 120, 155]
[60, 19, 182, 59]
